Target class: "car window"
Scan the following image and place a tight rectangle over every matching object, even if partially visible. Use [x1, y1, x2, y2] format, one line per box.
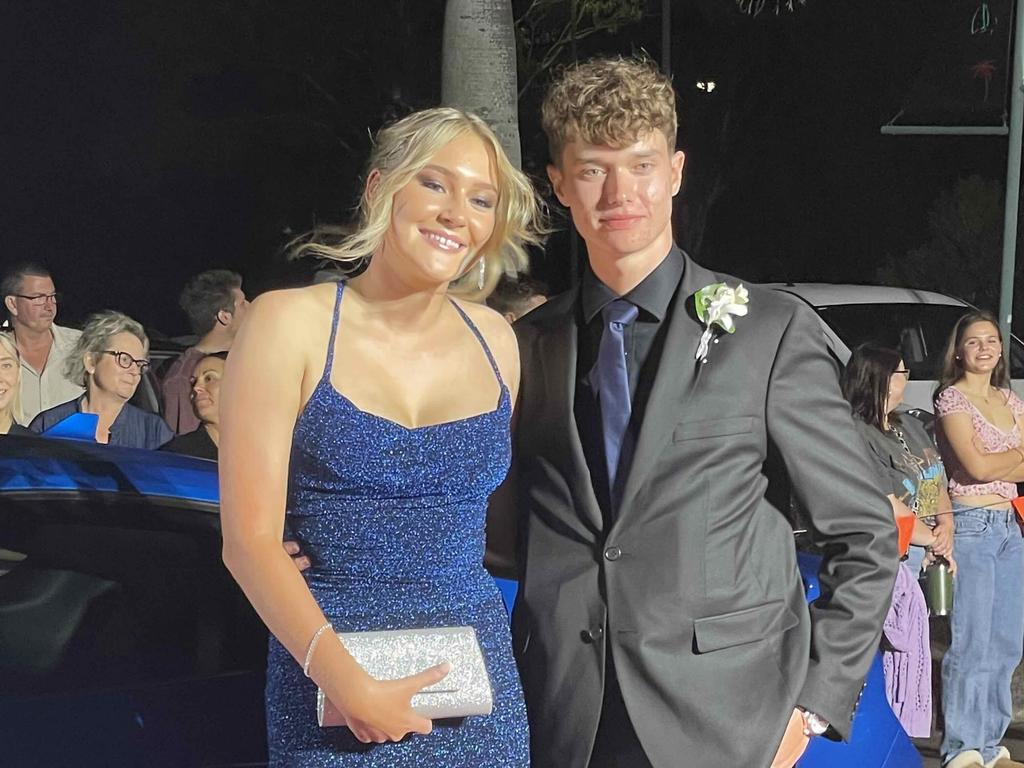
[1011, 336, 1024, 379]
[814, 303, 1024, 380]
[129, 369, 163, 415]
[0, 494, 264, 697]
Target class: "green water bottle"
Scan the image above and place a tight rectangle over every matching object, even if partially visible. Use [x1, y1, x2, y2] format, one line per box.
[919, 557, 953, 617]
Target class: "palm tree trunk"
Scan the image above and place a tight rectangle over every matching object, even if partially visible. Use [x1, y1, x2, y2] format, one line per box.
[442, 0, 522, 169]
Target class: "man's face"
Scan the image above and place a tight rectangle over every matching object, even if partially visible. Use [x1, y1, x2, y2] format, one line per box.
[4, 275, 58, 333]
[547, 131, 684, 266]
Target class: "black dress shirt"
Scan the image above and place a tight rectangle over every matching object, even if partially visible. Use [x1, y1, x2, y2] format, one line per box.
[574, 248, 685, 522]
[161, 426, 218, 460]
[575, 248, 685, 768]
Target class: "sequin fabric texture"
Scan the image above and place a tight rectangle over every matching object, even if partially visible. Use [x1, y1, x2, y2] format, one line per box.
[265, 281, 528, 767]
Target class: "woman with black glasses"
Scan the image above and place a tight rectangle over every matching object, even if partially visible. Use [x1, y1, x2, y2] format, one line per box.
[29, 310, 173, 449]
[840, 342, 955, 739]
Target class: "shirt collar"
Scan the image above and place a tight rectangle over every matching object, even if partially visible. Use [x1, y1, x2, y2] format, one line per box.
[581, 247, 685, 324]
[50, 323, 76, 349]
[75, 395, 130, 436]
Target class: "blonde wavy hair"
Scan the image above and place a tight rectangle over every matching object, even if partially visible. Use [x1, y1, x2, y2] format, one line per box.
[298, 107, 545, 300]
[542, 55, 678, 165]
[65, 310, 149, 388]
[0, 332, 24, 426]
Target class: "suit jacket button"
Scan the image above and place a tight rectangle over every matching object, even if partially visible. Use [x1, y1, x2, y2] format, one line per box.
[604, 546, 622, 561]
[581, 626, 604, 643]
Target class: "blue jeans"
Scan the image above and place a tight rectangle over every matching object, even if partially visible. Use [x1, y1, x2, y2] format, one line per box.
[940, 503, 1024, 765]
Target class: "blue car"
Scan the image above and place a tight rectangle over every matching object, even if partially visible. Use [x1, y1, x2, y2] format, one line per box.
[0, 431, 920, 767]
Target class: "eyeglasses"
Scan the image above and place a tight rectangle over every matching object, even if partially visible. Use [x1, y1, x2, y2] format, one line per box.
[892, 368, 911, 378]
[102, 350, 150, 375]
[12, 292, 61, 306]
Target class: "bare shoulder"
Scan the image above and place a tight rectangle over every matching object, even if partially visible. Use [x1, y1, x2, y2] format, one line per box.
[232, 283, 338, 371]
[249, 282, 337, 326]
[452, 299, 519, 379]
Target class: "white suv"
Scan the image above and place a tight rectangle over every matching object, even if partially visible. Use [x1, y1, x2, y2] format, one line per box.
[766, 283, 1024, 415]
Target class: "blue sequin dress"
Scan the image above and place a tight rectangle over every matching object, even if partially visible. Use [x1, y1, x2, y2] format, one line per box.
[265, 281, 529, 767]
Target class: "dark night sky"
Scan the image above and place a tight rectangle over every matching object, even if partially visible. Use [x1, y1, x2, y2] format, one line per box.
[4, 0, 1016, 336]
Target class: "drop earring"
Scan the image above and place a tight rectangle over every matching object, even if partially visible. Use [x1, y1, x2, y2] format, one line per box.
[477, 258, 486, 290]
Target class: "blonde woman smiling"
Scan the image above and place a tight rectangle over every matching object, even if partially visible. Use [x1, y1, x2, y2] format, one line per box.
[0, 333, 31, 436]
[219, 108, 543, 766]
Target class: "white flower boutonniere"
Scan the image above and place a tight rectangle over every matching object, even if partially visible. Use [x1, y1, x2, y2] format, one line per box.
[694, 282, 750, 363]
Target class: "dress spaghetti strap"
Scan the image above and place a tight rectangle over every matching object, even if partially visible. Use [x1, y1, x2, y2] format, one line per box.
[321, 281, 345, 382]
[449, 300, 506, 391]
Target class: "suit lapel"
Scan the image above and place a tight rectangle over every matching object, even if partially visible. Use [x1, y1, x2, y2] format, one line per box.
[615, 252, 720, 524]
[534, 290, 604, 532]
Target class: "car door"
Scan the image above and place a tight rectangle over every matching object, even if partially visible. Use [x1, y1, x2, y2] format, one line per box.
[0, 436, 267, 768]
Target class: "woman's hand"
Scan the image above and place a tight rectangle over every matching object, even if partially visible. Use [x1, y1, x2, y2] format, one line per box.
[922, 549, 956, 577]
[326, 663, 451, 743]
[944, 554, 958, 577]
[931, 516, 954, 560]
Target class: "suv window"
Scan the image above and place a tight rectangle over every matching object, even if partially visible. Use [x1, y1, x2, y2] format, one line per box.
[0, 494, 264, 697]
[814, 303, 1024, 380]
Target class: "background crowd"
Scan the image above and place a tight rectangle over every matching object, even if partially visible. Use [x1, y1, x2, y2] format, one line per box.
[0, 261, 547, 456]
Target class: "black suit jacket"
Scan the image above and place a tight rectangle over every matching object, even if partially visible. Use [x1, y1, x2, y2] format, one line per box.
[499, 250, 898, 768]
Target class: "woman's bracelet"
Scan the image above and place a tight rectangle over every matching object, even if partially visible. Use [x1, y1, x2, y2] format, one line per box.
[303, 621, 333, 678]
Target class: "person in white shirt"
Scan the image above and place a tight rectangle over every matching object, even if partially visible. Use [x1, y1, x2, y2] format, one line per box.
[1, 263, 83, 423]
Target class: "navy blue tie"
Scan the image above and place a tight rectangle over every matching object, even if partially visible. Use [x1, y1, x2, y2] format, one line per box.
[595, 299, 639, 501]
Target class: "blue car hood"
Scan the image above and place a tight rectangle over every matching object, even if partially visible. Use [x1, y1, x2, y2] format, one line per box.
[0, 435, 219, 508]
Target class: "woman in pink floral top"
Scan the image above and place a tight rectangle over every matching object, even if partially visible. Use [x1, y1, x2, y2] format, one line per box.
[933, 310, 1024, 768]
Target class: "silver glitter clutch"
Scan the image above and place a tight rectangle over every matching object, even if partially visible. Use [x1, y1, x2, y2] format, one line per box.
[316, 626, 493, 726]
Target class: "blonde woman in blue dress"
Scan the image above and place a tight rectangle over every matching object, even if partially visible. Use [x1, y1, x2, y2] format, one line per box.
[219, 108, 543, 766]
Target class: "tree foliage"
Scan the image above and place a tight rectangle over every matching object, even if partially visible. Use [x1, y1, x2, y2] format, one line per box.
[515, 0, 644, 99]
[876, 174, 1016, 313]
[735, 0, 806, 17]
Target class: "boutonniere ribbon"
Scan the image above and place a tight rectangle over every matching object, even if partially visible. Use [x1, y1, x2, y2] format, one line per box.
[694, 282, 750, 363]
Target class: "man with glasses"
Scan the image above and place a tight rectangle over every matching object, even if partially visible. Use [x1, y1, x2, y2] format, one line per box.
[1, 262, 83, 423]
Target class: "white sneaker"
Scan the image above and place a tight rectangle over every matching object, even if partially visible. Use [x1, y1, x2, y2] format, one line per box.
[945, 750, 985, 768]
[986, 746, 1024, 768]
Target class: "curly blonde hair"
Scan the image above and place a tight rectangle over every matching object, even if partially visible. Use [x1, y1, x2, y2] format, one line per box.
[299, 107, 545, 300]
[542, 55, 678, 165]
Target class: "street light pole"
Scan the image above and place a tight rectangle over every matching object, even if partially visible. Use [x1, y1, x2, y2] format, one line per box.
[999, 0, 1024, 353]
